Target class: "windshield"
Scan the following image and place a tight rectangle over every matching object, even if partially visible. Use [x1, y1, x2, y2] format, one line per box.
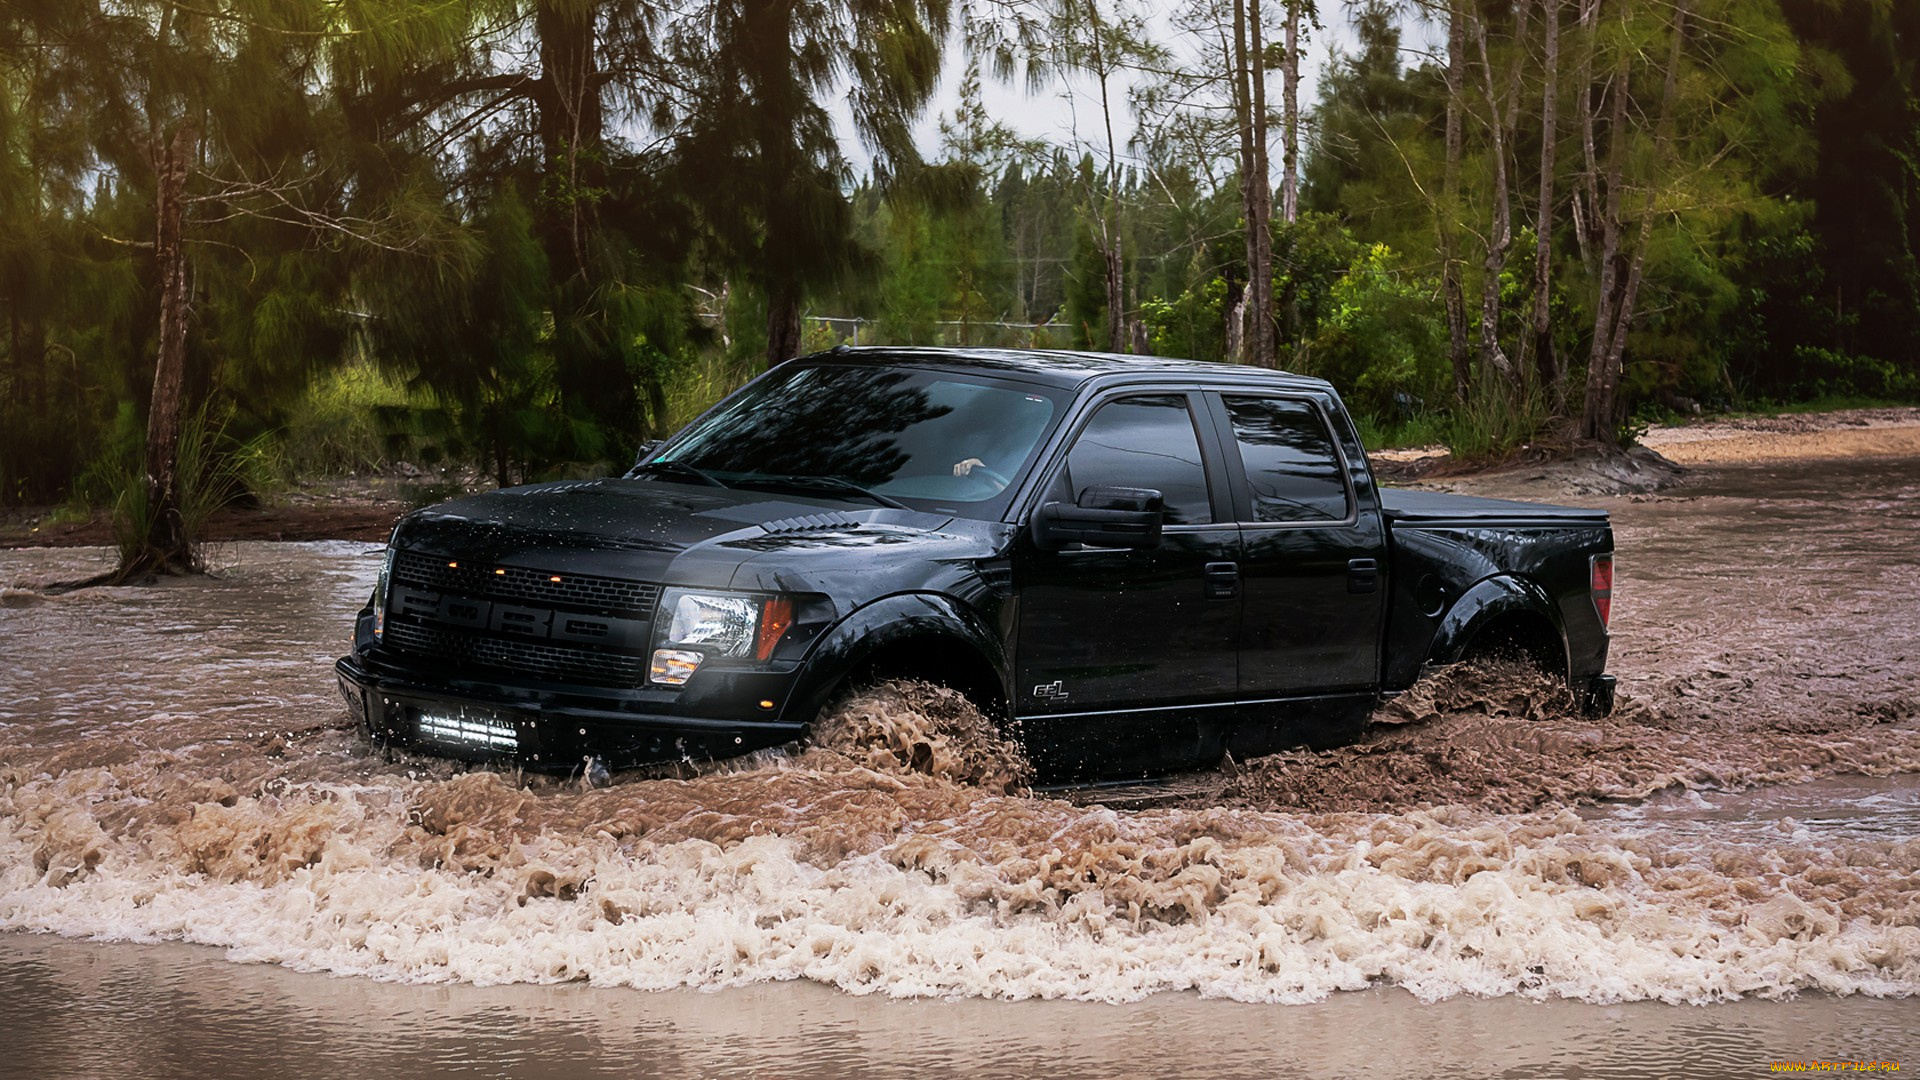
[653, 363, 1067, 515]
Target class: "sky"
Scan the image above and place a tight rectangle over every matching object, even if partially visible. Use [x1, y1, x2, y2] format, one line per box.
[833, 4, 1390, 179]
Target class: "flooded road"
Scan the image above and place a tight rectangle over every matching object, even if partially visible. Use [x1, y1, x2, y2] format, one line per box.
[2, 457, 1918, 1073]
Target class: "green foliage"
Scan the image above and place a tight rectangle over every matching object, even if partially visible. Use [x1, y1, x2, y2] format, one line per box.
[1139, 280, 1224, 362]
[4, 0, 1919, 516]
[1354, 410, 1446, 452]
[280, 361, 419, 476]
[1308, 242, 1448, 417]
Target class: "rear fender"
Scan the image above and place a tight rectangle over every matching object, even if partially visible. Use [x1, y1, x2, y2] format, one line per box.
[787, 593, 1009, 725]
[1428, 575, 1569, 678]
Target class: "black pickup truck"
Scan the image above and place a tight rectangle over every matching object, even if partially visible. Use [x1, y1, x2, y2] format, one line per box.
[337, 347, 1615, 780]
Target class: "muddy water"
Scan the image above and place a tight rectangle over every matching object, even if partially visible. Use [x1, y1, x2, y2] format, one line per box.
[2, 459, 1918, 1072]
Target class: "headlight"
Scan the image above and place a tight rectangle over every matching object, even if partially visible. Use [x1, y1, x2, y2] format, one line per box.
[651, 591, 797, 686]
[666, 593, 760, 656]
[372, 539, 397, 639]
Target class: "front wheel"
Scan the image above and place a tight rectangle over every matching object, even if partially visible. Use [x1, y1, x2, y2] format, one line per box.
[809, 678, 1030, 792]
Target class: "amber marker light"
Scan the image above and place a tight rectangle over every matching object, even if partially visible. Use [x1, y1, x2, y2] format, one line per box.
[495, 568, 507, 576]
[754, 597, 794, 660]
[549, 575, 563, 583]
[447, 561, 458, 568]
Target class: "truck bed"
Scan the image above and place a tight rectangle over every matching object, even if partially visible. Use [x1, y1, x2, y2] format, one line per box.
[1379, 487, 1610, 525]
[1375, 487, 1613, 695]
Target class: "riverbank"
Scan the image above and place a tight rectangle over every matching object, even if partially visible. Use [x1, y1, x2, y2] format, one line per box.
[1378, 404, 1920, 494]
[6, 407, 1919, 549]
[0, 474, 413, 548]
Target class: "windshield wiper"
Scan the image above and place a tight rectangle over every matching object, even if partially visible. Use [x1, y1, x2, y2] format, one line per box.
[626, 459, 728, 488]
[738, 474, 908, 509]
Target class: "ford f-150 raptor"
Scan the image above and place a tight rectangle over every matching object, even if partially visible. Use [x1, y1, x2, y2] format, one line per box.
[336, 347, 1616, 780]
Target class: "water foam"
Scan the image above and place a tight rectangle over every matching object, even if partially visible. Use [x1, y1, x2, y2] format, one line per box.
[4, 745, 1916, 1005]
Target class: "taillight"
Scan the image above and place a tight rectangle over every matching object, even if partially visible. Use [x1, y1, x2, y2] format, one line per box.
[1590, 554, 1614, 628]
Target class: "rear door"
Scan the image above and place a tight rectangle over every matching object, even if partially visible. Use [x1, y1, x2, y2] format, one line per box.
[1206, 392, 1387, 745]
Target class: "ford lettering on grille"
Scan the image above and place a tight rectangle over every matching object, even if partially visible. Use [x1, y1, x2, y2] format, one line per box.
[382, 550, 658, 687]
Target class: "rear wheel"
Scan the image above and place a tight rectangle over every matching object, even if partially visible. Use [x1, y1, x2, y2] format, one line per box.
[1462, 613, 1568, 683]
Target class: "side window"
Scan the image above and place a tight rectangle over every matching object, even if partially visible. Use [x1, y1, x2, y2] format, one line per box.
[1060, 395, 1213, 525]
[1221, 396, 1351, 523]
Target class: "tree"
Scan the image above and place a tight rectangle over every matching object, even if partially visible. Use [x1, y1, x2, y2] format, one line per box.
[677, 0, 949, 369]
[1439, 0, 1472, 402]
[1468, 0, 1528, 383]
[1777, 0, 1920, 377]
[1528, 0, 1564, 407]
[32, 0, 357, 575]
[1233, 0, 1276, 365]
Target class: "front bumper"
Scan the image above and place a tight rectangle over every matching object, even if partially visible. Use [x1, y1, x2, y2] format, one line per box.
[335, 656, 808, 771]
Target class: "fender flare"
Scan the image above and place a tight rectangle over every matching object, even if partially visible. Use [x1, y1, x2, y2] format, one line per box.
[1427, 574, 1570, 677]
[787, 592, 1009, 725]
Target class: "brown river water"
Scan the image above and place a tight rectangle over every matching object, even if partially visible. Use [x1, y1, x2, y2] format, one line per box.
[2, 457, 1918, 1076]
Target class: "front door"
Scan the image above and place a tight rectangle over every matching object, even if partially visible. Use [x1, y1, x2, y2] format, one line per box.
[1014, 392, 1241, 777]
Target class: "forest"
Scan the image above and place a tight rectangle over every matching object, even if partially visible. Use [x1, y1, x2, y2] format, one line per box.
[1, 0, 1916, 573]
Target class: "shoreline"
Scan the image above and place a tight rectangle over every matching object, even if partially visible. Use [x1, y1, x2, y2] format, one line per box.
[5, 406, 1920, 549]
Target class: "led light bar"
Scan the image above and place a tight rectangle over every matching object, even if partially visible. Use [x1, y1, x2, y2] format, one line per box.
[416, 711, 518, 750]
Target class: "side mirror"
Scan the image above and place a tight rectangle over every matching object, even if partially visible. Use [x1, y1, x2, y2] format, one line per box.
[1032, 485, 1165, 550]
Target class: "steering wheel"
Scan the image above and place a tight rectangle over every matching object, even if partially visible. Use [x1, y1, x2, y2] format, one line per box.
[968, 464, 1012, 489]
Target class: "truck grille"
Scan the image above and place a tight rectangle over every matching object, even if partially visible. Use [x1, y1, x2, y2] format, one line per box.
[382, 620, 648, 687]
[392, 550, 660, 618]
[382, 549, 659, 688]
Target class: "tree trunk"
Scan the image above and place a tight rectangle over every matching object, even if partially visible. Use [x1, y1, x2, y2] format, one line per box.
[1441, 1, 1471, 401]
[1280, 1, 1300, 225]
[1223, 275, 1247, 363]
[645, 372, 670, 439]
[1474, 2, 1529, 383]
[1277, 1, 1303, 351]
[1089, 0, 1127, 354]
[766, 284, 804, 366]
[1246, 0, 1275, 366]
[1582, 0, 1687, 442]
[533, 0, 638, 442]
[1580, 49, 1630, 443]
[1230, 0, 1254, 365]
[140, 123, 196, 575]
[1573, 0, 1604, 275]
[534, 1, 604, 282]
[6, 311, 18, 415]
[1532, 0, 1564, 412]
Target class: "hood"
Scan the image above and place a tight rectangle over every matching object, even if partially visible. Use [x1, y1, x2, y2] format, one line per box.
[392, 477, 966, 587]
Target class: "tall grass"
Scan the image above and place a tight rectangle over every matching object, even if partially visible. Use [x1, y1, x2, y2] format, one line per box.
[281, 361, 418, 475]
[1355, 411, 1448, 451]
[1441, 376, 1552, 460]
[107, 405, 274, 574]
[661, 350, 754, 434]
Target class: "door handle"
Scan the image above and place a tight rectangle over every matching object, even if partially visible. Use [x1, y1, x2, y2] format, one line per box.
[1348, 557, 1379, 594]
[1204, 561, 1239, 600]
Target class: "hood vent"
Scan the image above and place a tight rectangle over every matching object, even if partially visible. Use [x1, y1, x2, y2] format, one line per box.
[760, 511, 864, 535]
[541, 479, 611, 495]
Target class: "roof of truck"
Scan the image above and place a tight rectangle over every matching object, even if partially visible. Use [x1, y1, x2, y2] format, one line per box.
[793, 345, 1340, 395]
